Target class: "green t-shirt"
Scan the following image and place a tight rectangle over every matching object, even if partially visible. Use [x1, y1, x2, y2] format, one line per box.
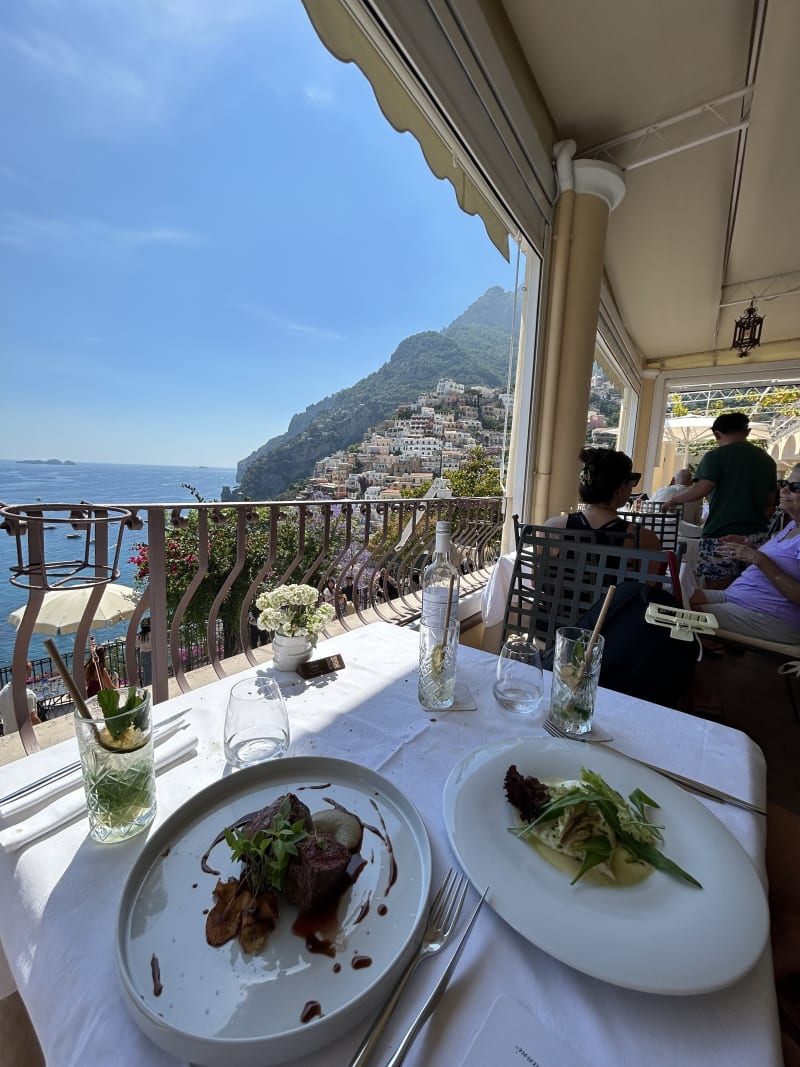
[695, 441, 777, 537]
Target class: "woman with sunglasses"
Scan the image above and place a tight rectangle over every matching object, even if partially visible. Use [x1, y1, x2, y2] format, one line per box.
[545, 447, 662, 550]
[690, 468, 800, 643]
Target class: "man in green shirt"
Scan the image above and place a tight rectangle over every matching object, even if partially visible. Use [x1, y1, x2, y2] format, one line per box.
[669, 411, 777, 588]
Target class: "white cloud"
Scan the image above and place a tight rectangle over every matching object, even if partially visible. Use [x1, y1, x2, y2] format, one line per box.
[0, 212, 201, 253]
[1, 0, 276, 133]
[1, 28, 161, 121]
[122, 0, 271, 42]
[236, 300, 342, 340]
[303, 83, 334, 106]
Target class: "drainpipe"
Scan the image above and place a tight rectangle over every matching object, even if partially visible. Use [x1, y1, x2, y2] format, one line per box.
[532, 139, 576, 522]
[554, 138, 577, 194]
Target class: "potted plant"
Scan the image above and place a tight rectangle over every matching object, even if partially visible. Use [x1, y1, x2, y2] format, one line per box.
[256, 584, 336, 670]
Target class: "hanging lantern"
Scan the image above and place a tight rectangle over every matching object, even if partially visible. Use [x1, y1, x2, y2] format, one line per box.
[731, 301, 764, 359]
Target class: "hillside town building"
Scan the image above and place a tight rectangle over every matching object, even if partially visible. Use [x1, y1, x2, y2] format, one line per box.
[305, 378, 509, 498]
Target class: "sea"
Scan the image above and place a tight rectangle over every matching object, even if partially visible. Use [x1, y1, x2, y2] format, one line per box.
[0, 459, 236, 669]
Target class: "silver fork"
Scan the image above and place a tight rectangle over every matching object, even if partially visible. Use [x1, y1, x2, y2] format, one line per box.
[347, 868, 468, 1067]
[542, 718, 766, 814]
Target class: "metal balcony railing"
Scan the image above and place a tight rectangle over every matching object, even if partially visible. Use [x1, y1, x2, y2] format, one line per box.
[2, 496, 504, 749]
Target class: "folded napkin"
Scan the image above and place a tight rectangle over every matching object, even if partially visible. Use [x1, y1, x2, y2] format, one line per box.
[0, 716, 190, 821]
[0, 728, 198, 853]
[463, 995, 590, 1067]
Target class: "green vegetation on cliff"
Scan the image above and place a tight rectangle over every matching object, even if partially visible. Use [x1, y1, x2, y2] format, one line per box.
[233, 286, 519, 501]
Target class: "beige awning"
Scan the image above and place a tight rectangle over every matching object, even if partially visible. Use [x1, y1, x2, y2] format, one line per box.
[301, 0, 551, 259]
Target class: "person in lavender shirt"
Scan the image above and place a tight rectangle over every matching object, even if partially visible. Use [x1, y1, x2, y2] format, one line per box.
[690, 463, 800, 643]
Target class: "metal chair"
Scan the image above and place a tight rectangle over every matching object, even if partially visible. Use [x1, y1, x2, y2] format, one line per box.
[501, 523, 679, 652]
[616, 505, 683, 552]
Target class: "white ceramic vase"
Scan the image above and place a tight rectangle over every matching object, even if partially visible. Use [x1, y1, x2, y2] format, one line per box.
[271, 633, 313, 671]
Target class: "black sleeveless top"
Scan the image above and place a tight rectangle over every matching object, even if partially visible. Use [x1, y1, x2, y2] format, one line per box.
[565, 511, 641, 547]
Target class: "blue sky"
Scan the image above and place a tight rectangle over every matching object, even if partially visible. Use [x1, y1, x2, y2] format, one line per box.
[0, 1, 517, 468]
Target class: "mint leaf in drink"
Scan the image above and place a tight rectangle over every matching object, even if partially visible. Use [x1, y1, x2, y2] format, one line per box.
[96, 687, 148, 742]
[96, 688, 121, 718]
[122, 685, 140, 711]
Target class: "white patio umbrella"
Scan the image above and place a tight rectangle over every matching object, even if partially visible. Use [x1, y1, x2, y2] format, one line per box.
[7, 584, 139, 635]
[769, 429, 800, 467]
[663, 416, 770, 462]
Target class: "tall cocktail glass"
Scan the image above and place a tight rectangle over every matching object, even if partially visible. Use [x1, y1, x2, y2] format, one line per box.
[548, 627, 605, 735]
[75, 688, 156, 843]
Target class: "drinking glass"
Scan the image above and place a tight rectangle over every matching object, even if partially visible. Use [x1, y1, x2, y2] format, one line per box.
[75, 688, 156, 843]
[223, 677, 290, 768]
[418, 619, 460, 710]
[494, 635, 544, 714]
[549, 627, 605, 735]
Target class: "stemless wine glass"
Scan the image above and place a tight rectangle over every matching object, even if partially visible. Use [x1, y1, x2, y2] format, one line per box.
[493, 634, 544, 714]
[223, 676, 290, 768]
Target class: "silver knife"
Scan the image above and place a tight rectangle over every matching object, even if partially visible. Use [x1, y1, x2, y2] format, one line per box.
[384, 887, 488, 1067]
[568, 736, 766, 816]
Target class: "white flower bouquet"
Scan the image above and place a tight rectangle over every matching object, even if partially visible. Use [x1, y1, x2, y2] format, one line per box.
[256, 583, 335, 639]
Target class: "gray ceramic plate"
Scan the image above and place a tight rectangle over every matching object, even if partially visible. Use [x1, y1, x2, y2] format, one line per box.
[116, 756, 431, 1066]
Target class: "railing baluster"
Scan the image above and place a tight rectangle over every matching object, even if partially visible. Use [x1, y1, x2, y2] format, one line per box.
[2, 496, 503, 728]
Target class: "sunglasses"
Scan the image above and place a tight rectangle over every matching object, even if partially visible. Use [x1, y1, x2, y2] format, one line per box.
[626, 473, 641, 486]
[783, 482, 800, 494]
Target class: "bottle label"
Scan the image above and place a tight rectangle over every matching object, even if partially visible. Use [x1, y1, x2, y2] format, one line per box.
[420, 588, 459, 629]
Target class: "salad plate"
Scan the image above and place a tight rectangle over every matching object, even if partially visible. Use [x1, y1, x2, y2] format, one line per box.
[442, 737, 768, 995]
[116, 756, 431, 1067]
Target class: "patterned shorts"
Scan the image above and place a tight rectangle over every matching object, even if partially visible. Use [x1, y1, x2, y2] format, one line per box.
[697, 533, 769, 581]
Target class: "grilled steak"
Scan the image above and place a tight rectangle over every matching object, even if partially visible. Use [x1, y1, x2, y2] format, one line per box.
[284, 833, 351, 913]
[245, 793, 312, 838]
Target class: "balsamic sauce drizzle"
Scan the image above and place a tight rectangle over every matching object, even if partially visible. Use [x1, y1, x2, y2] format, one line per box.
[150, 954, 163, 997]
[301, 1000, 323, 1024]
[369, 798, 397, 894]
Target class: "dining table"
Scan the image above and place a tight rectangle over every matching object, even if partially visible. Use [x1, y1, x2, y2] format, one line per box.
[29, 675, 72, 720]
[0, 622, 782, 1066]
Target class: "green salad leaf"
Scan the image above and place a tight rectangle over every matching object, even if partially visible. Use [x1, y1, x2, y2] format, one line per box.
[621, 836, 702, 888]
[571, 834, 613, 884]
[580, 768, 662, 845]
[510, 767, 701, 888]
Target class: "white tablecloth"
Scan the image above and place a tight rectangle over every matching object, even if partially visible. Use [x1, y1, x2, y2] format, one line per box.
[0, 624, 781, 1066]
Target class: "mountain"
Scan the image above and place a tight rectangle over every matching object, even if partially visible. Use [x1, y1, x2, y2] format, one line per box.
[231, 286, 519, 501]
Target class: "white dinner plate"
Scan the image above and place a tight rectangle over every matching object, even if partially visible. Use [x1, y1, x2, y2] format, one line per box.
[116, 756, 431, 1066]
[442, 737, 769, 995]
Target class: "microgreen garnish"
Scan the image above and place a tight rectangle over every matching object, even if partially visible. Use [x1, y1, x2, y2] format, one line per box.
[224, 796, 309, 895]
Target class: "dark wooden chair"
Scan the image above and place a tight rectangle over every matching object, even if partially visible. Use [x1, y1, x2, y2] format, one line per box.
[501, 522, 679, 652]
